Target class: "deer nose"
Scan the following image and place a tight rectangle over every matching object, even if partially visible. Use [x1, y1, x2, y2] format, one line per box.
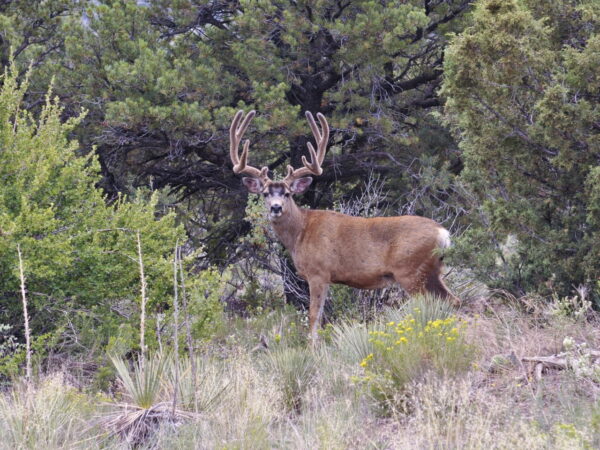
[271, 205, 282, 214]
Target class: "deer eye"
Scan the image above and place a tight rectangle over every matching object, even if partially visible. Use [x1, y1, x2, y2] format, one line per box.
[262, 192, 268, 197]
[284, 192, 290, 198]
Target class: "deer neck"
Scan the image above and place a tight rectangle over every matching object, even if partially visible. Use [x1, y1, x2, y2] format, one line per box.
[270, 200, 306, 253]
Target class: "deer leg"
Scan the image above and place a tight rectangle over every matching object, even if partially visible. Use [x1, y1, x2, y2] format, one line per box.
[308, 279, 329, 345]
[394, 264, 428, 297]
[422, 262, 461, 306]
[395, 261, 459, 306]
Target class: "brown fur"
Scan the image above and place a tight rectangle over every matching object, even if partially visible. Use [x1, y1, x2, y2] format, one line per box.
[269, 194, 458, 341]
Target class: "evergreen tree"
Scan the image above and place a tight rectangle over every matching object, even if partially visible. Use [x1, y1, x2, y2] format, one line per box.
[443, 0, 600, 299]
[56, 0, 470, 260]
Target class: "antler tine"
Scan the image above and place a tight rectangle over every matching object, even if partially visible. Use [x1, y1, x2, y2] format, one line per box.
[283, 111, 330, 185]
[229, 110, 270, 182]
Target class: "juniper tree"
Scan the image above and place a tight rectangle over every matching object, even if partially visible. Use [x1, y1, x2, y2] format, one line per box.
[443, 0, 600, 299]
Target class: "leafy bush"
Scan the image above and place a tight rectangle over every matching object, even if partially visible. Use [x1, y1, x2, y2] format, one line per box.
[187, 268, 226, 343]
[443, 0, 600, 300]
[0, 62, 185, 371]
[359, 314, 473, 413]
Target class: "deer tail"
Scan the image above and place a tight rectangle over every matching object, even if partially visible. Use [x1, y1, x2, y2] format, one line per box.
[437, 228, 451, 250]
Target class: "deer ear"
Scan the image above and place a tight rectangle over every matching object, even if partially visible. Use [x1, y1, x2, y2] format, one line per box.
[242, 177, 263, 194]
[290, 177, 313, 194]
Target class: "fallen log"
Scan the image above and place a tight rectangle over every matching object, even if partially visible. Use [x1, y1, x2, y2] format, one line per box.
[520, 349, 600, 380]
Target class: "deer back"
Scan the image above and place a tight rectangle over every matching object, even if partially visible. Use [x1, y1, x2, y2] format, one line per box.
[284, 210, 448, 289]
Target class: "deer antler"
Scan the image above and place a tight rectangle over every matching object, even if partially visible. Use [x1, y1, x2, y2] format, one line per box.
[283, 111, 329, 185]
[230, 110, 270, 182]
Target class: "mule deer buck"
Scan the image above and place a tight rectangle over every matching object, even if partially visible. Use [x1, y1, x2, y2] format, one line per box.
[230, 110, 459, 342]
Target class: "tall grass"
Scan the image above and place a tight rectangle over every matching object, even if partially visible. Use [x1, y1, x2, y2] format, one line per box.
[386, 293, 456, 326]
[0, 374, 94, 450]
[163, 356, 230, 412]
[331, 320, 373, 364]
[266, 346, 317, 413]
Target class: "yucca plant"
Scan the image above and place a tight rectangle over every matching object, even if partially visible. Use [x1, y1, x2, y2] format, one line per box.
[386, 294, 456, 328]
[102, 353, 196, 446]
[110, 354, 167, 409]
[331, 321, 374, 365]
[266, 347, 317, 413]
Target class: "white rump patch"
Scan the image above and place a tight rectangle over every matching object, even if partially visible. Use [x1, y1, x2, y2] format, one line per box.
[437, 228, 451, 249]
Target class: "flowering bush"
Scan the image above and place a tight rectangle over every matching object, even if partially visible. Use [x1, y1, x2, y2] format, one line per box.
[359, 314, 473, 413]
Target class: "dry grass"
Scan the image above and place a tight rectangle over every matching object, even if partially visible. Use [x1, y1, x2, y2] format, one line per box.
[0, 373, 96, 450]
[2, 295, 599, 449]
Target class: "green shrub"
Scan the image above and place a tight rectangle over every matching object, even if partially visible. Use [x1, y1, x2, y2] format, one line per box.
[187, 268, 226, 343]
[443, 0, 600, 299]
[110, 353, 169, 409]
[359, 314, 473, 414]
[0, 62, 185, 367]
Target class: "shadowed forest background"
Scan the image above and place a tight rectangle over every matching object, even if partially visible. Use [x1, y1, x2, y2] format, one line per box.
[0, 0, 599, 448]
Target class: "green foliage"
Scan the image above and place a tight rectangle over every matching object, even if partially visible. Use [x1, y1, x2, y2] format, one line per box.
[232, 196, 286, 313]
[550, 290, 593, 321]
[0, 325, 20, 360]
[388, 294, 456, 326]
[0, 331, 55, 382]
[443, 0, 600, 299]
[111, 353, 168, 409]
[0, 63, 185, 371]
[359, 314, 472, 414]
[2, 0, 471, 266]
[186, 268, 226, 343]
[331, 321, 373, 365]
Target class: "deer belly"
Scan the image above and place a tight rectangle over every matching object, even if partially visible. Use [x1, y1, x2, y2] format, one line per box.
[331, 271, 395, 290]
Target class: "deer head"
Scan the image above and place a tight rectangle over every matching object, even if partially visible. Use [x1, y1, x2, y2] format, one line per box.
[230, 110, 329, 219]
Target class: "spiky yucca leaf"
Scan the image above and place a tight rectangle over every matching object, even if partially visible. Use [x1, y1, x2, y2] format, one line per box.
[110, 353, 169, 409]
[331, 321, 373, 364]
[386, 294, 455, 328]
[267, 347, 317, 412]
[105, 353, 198, 446]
